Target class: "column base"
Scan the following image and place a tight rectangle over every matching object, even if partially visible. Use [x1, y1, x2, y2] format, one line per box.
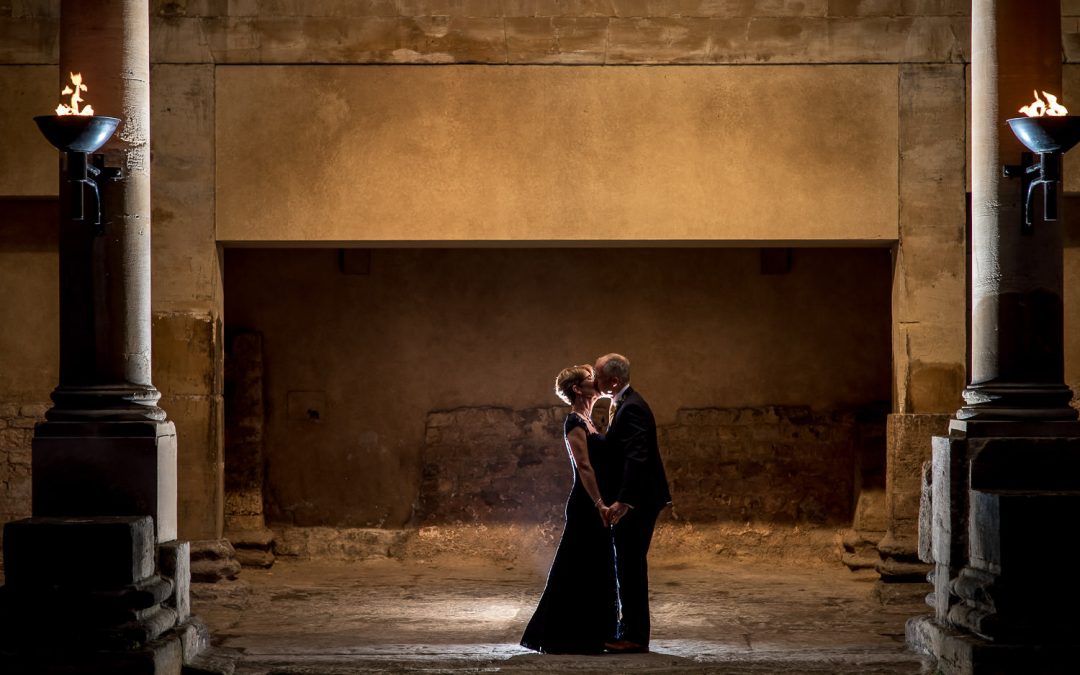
[908, 615, 1080, 675]
[0, 517, 207, 674]
[47, 384, 166, 422]
[32, 420, 177, 542]
[958, 382, 1077, 422]
[190, 539, 242, 583]
[0, 632, 183, 675]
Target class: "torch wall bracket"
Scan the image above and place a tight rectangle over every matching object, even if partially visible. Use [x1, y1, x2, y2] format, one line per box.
[1003, 151, 1060, 233]
[65, 151, 122, 235]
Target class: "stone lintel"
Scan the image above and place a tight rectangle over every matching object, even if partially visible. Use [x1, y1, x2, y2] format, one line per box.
[2, 515, 154, 588]
[31, 420, 178, 543]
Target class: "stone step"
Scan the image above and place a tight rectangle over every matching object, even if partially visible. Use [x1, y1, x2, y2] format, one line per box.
[235, 547, 274, 568]
[272, 526, 408, 560]
[225, 527, 274, 550]
[191, 557, 242, 583]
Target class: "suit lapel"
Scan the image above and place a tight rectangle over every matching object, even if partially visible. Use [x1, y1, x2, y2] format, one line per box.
[610, 387, 634, 430]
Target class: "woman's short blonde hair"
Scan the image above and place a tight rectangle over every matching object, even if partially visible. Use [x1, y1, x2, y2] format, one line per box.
[554, 364, 594, 406]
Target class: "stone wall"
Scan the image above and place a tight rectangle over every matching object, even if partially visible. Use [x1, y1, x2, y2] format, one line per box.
[418, 404, 879, 526]
[0, 401, 47, 549]
[419, 406, 568, 524]
[661, 407, 861, 524]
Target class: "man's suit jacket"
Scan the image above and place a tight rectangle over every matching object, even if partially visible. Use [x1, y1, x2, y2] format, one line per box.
[604, 386, 672, 512]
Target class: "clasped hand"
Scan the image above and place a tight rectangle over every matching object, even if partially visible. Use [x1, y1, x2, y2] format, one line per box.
[598, 501, 630, 527]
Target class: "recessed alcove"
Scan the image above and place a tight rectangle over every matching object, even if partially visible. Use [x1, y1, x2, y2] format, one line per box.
[223, 246, 891, 539]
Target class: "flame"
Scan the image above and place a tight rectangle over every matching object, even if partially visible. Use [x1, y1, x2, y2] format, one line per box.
[55, 72, 95, 116]
[1019, 90, 1068, 117]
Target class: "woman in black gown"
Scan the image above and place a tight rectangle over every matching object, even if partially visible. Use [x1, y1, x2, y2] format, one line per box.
[520, 364, 618, 654]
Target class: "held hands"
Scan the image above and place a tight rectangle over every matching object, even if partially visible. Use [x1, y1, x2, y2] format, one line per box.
[597, 503, 612, 526]
[597, 500, 630, 527]
[607, 501, 630, 526]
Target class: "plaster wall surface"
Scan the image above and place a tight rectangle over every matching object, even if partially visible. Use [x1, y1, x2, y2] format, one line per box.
[0, 200, 58, 398]
[224, 247, 891, 528]
[215, 64, 899, 244]
[0, 66, 54, 196]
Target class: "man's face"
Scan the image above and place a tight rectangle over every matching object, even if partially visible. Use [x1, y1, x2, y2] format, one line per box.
[594, 359, 617, 396]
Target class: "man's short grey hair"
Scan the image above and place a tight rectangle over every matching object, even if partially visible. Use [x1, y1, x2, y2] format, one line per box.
[598, 353, 631, 382]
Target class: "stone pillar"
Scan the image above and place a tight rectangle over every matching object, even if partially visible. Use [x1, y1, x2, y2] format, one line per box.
[50, 0, 163, 422]
[880, 64, 966, 581]
[0, 2, 208, 672]
[31, 0, 177, 544]
[961, 0, 1075, 421]
[908, 2, 1080, 672]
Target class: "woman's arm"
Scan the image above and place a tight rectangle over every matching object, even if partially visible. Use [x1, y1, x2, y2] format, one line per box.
[566, 426, 609, 523]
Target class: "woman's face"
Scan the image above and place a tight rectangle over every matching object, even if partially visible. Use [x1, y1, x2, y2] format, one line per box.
[575, 374, 599, 404]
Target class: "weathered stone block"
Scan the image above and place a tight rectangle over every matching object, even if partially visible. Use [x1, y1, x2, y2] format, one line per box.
[745, 17, 829, 60]
[397, 15, 506, 62]
[607, 17, 712, 63]
[917, 459, 932, 562]
[189, 538, 240, 582]
[0, 17, 57, 64]
[901, 0, 968, 15]
[505, 16, 608, 63]
[158, 540, 191, 622]
[224, 490, 263, 516]
[886, 414, 950, 539]
[0, 427, 30, 450]
[827, 0, 902, 17]
[3, 516, 155, 588]
[272, 525, 407, 559]
[152, 312, 220, 397]
[18, 403, 48, 418]
[32, 421, 178, 543]
[161, 394, 223, 542]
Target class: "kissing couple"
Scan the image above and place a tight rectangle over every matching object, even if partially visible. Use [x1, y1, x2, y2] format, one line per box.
[520, 353, 672, 655]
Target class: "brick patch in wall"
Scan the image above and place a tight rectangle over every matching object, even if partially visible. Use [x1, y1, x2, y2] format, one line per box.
[419, 406, 569, 525]
[0, 401, 49, 549]
[418, 404, 869, 527]
[662, 407, 859, 525]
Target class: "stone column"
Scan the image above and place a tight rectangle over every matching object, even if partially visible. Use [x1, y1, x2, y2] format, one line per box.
[961, 0, 1075, 421]
[31, 0, 177, 544]
[50, 0, 162, 421]
[908, 2, 1080, 672]
[1, 2, 206, 671]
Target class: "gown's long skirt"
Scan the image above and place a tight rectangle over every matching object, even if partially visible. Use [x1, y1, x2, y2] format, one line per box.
[520, 478, 618, 654]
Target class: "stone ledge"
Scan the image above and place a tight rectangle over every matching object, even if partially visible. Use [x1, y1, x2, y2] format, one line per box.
[0, 13, 982, 65]
[270, 522, 847, 565]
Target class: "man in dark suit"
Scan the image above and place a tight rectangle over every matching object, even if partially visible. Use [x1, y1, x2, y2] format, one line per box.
[594, 353, 672, 654]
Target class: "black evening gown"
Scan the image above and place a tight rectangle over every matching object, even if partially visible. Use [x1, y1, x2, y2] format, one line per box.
[520, 412, 618, 654]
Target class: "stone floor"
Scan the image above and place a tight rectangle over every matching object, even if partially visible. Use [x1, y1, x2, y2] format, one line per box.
[191, 553, 934, 674]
